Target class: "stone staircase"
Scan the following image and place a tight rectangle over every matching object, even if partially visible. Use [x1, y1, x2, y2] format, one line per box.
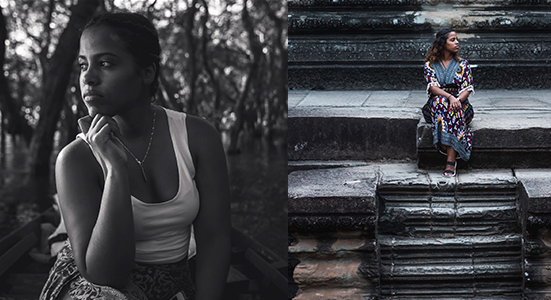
[378, 176, 522, 299]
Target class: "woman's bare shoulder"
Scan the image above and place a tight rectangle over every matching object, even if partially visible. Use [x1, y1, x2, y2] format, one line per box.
[56, 138, 102, 185]
[185, 115, 224, 161]
[186, 115, 221, 142]
[57, 138, 92, 166]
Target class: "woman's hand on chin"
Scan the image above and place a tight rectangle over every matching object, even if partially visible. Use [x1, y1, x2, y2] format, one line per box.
[79, 114, 127, 169]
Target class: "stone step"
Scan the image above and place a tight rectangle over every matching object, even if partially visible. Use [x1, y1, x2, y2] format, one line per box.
[287, 160, 370, 173]
[288, 106, 420, 161]
[379, 235, 523, 297]
[288, 90, 551, 168]
[288, 90, 422, 160]
[379, 194, 520, 236]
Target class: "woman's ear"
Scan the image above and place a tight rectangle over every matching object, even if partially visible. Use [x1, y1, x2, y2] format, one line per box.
[141, 64, 157, 85]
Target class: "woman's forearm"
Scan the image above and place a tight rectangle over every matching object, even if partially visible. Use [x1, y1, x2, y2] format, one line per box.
[429, 85, 453, 99]
[83, 166, 135, 288]
[195, 234, 231, 300]
[457, 90, 471, 102]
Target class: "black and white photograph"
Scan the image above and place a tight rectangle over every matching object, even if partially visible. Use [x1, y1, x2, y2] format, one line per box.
[0, 0, 287, 299]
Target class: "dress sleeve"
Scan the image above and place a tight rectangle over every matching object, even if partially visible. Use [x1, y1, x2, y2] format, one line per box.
[458, 60, 474, 95]
[424, 61, 440, 96]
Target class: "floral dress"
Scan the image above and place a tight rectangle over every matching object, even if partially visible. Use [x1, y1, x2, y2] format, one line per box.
[422, 59, 474, 161]
[40, 241, 195, 300]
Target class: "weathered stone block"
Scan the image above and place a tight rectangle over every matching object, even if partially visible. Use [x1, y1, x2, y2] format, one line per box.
[288, 165, 378, 202]
[288, 107, 420, 160]
[516, 170, 551, 214]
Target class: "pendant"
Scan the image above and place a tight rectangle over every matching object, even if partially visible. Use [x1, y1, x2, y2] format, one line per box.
[137, 161, 148, 182]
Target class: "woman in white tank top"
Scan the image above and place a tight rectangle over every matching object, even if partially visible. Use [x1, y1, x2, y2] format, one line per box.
[40, 11, 230, 300]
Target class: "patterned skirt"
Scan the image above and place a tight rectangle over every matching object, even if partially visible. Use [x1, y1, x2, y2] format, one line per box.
[422, 95, 474, 161]
[40, 241, 195, 300]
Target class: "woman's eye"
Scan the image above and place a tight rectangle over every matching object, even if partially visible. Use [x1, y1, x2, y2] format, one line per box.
[100, 61, 112, 67]
[79, 63, 88, 71]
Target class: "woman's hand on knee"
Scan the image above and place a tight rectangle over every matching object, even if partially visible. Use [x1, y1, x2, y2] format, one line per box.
[449, 96, 461, 112]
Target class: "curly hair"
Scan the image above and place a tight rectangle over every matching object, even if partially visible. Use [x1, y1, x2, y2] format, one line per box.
[82, 12, 161, 98]
[424, 28, 461, 63]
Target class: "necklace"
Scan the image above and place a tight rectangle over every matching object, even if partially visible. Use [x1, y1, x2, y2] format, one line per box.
[440, 59, 450, 70]
[115, 108, 156, 182]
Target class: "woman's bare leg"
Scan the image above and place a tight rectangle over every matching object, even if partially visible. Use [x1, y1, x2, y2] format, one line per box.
[445, 145, 456, 173]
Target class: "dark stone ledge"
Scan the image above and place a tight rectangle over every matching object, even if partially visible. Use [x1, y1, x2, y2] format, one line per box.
[288, 215, 377, 232]
[289, 197, 377, 214]
[288, 113, 419, 160]
[288, 0, 551, 7]
[288, 64, 551, 90]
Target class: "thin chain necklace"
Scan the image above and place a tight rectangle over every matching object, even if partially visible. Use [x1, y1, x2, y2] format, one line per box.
[115, 108, 156, 182]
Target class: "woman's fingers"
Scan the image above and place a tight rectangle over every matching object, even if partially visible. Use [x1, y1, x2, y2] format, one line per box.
[88, 115, 118, 136]
[96, 122, 113, 138]
[90, 113, 102, 130]
[78, 115, 93, 134]
[86, 115, 121, 146]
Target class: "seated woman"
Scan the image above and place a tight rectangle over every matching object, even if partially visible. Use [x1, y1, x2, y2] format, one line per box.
[40, 11, 230, 300]
[422, 28, 475, 177]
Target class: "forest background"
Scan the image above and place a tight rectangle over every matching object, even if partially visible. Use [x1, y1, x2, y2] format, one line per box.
[0, 0, 287, 259]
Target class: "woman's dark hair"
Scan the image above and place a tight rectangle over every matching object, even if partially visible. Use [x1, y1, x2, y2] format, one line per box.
[82, 12, 161, 98]
[424, 28, 461, 63]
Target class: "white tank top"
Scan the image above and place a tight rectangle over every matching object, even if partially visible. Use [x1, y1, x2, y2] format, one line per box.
[131, 108, 200, 264]
[78, 108, 200, 264]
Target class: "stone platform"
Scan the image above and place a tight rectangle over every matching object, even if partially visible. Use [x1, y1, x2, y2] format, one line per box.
[288, 89, 551, 169]
[288, 162, 551, 299]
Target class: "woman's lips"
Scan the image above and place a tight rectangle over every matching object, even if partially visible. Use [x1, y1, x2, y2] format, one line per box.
[84, 95, 102, 102]
[82, 91, 104, 102]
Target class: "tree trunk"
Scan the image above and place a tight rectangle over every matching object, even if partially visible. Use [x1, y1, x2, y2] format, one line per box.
[227, 0, 263, 154]
[259, 0, 287, 140]
[29, 0, 100, 176]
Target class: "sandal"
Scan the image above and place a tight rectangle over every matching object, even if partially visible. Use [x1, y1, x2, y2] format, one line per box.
[443, 161, 457, 177]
